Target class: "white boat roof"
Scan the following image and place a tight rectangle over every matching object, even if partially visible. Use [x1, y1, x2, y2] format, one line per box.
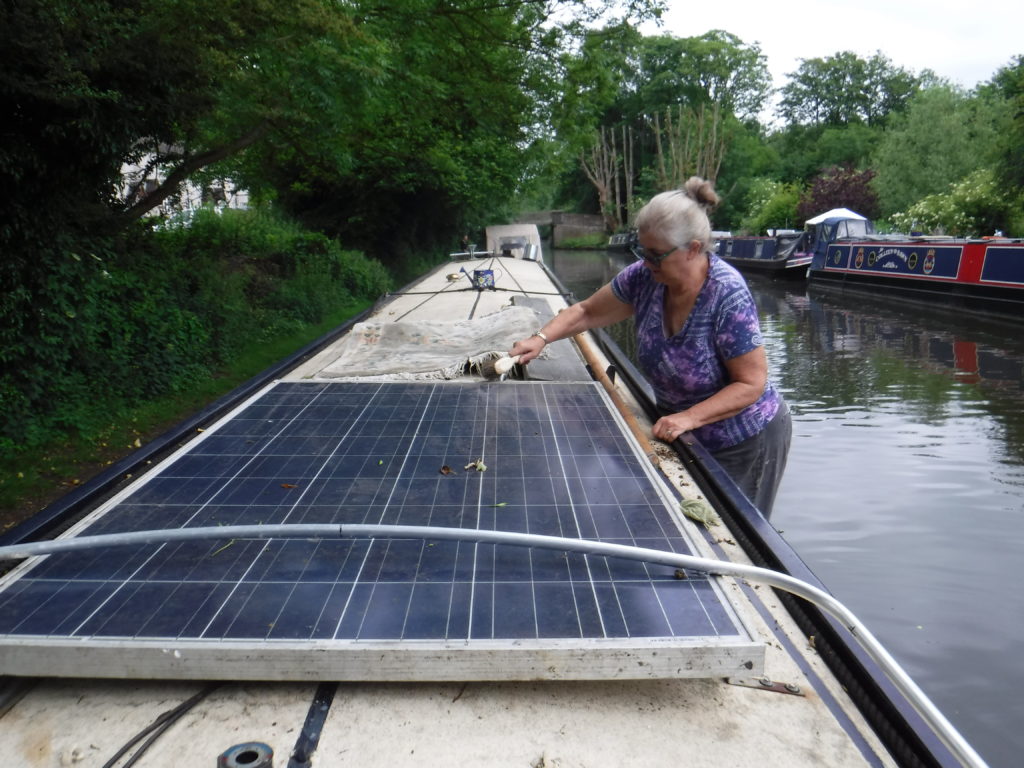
[0, 256, 928, 767]
[805, 208, 866, 224]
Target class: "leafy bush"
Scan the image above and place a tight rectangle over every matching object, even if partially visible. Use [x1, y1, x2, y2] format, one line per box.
[889, 168, 1018, 236]
[0, 207, 390, 459]
[739, 179, 801, 234]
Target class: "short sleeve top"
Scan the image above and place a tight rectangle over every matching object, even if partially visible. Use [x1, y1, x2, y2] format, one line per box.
[611, 256, 782, 451]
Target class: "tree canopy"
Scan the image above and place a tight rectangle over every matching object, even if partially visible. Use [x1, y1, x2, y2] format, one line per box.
[633, 31, 771, 121]
[1, 0, 667, 265]
[871, 84, 1006, 216]
[1, 5, 1021, 248]
[777, 51, 919, 127]
[987, 56, 1024, 193]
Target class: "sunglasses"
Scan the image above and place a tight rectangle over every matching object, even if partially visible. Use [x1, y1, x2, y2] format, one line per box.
[628, 242, 680, 265]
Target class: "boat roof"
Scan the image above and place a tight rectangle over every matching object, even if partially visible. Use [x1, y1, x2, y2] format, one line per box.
[805, 208, 867, 225]
[0, 255, 971, 767]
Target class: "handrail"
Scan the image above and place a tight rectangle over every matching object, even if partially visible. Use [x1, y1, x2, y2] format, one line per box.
[0, 523, 988, 768]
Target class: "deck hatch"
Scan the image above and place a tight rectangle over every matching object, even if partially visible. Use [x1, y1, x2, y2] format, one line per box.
[0, 381, 762, 680]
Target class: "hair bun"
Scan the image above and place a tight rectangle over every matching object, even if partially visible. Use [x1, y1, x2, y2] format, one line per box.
[682, 176, 719, 211]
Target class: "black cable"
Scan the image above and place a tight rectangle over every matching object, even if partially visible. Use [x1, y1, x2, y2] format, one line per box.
[389, 287, 567, 296]
[495, 260, 530, 296]
[101, 683, 220, 768]
[391, 281, 472, 322]
[468, 286, 484, 319]
[287, 682, 338, 767]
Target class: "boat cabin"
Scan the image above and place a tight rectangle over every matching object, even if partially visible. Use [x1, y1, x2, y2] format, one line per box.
[805, 215, 875, 260]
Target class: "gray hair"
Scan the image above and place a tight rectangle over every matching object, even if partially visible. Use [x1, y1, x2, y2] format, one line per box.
[634, 177, 720, 250]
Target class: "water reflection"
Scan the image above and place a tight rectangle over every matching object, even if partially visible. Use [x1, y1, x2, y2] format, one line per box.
[753, 279, 1024, 463]
[551, 250, 1024, 768]
[748, 277, 1024, 768]
[548, 248, 638, 361]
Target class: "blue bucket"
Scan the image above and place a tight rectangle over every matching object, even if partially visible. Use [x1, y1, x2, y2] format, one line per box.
[472, 269, 495, 289]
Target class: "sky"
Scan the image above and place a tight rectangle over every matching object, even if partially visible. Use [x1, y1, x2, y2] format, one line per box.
[642, 0, 1021, 93]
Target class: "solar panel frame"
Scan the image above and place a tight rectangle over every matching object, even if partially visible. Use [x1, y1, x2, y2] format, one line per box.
[0, 381, 763, 681]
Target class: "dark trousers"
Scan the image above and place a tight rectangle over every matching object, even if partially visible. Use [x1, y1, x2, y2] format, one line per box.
[711, 403, 792, 519]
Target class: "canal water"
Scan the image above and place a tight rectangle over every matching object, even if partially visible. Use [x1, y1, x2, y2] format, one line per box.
[549, 249, 1024, 768]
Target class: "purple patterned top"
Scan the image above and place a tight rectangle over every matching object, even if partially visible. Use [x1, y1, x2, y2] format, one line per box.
[611, 256, 782, 451]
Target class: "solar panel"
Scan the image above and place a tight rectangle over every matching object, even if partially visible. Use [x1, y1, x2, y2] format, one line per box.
[0, 381, 762, 680]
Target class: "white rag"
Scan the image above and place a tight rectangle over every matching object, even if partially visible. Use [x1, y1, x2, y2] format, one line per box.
[317, 305, 541, 380]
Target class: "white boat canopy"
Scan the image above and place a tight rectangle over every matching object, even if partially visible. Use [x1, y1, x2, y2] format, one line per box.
[805, 208, 867, 224]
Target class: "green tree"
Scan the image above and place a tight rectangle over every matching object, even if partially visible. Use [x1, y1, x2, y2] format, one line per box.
[1, 0, 377, 233]
[253, 1, 667, 265]
[767, 122, 882, 183]
[1, 0, 664, 263]
[985, 56, 1024, 195]
[714, 121, 782, 229]
[778, 51, 919, 126]
[553, 27, 771, 218]
[633, 31, 771, 121]
[740, 179, 801, 234]
[552, 23, 645, 151]
[261, 0, 540, 266]
[872, 84, 1006, 215]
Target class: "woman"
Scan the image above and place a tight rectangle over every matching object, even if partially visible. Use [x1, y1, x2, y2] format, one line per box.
[511, 177, 791, 517]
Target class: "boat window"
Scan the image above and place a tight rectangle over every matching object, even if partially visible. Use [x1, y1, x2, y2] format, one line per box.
[842, 220, 871, 238]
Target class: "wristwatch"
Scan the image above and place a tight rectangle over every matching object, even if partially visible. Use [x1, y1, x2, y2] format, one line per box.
[533, 331, 550, 343]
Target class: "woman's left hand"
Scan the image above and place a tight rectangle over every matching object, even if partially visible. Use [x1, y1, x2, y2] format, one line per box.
[653, 414, 693, 443]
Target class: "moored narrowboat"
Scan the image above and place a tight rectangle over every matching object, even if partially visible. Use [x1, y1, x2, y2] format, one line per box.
[715, 229, 811, 278]
[606, 230, 635, 252]
[803, 212, 1024, 318]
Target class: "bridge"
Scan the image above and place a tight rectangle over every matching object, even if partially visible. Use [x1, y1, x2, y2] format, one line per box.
[515, 210, 606, 246]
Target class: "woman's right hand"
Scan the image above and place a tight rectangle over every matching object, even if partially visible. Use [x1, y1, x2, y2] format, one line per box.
[510, 334, 547, 364]
[509, 283, 633, 365]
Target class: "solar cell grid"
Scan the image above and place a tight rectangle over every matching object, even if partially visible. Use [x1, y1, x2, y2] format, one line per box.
[0, 381, 761, 680]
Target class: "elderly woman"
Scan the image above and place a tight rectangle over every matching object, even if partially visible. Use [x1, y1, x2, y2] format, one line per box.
[511, 177, 791, 517]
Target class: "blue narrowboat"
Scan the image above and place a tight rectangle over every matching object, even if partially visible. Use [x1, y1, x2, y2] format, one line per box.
[715, 229, 811, 278]
[803, 211, 1024, 319]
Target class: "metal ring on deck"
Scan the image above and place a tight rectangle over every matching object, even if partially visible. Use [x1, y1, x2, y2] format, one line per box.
[218, 742, 274, 768]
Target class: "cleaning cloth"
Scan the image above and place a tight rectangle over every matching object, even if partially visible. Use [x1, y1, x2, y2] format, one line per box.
[317, 305, 541, 380]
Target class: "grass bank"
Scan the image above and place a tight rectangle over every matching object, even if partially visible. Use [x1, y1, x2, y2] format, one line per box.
[0, 299, 371, 533]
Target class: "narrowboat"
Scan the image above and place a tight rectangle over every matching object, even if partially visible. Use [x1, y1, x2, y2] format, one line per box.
[714, 229, 812, 278]
[448, 223, 545, 262]
[0, 226, 987, 767]
[606, 231, 634, 252]
[804, 212, 1024, 319]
